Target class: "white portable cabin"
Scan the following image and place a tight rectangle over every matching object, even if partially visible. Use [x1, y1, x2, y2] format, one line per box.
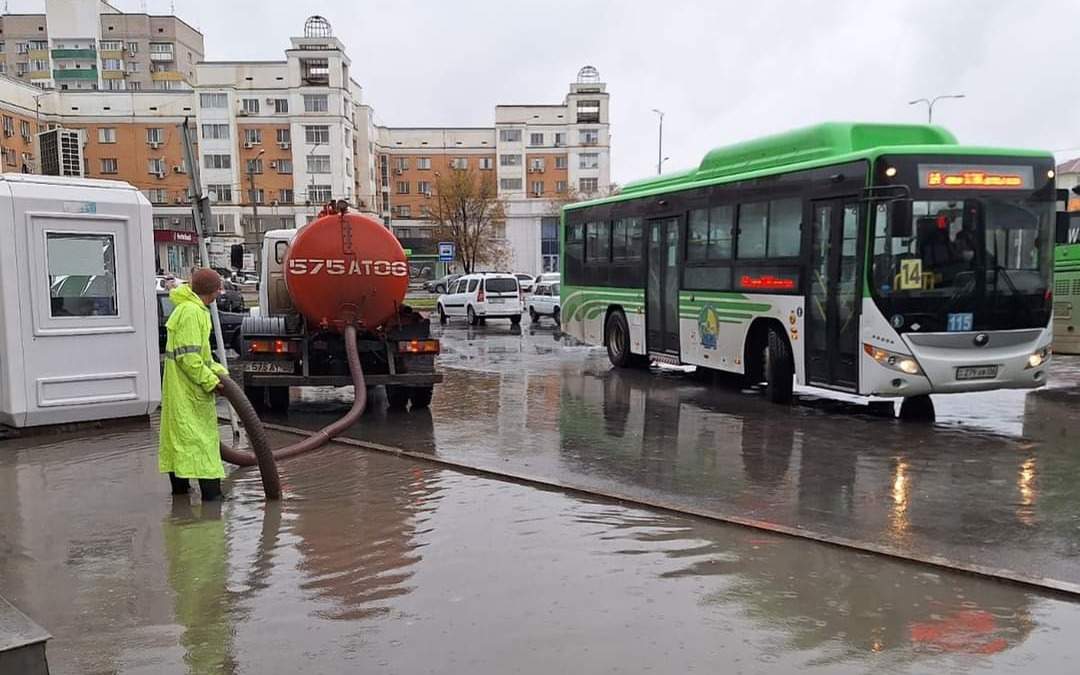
[0, 175, 160, 428]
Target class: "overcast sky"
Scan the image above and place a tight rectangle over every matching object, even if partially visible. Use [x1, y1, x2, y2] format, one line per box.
[12, 0, 1080, 182]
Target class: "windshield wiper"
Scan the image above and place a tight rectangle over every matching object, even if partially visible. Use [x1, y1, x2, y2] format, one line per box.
[989, 263, 1035, 325]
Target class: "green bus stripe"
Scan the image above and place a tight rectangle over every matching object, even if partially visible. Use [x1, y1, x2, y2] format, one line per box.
[681, 301, 772, 313]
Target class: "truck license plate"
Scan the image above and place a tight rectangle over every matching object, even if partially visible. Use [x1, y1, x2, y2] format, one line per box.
[956, 365, 998, 381]
[243, 361, 294, 374]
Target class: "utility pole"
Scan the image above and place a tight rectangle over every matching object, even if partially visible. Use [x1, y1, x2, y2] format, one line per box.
[246, 148, 265, 275]
[652, 108, 664, 175]
[178, 117, 239, 439]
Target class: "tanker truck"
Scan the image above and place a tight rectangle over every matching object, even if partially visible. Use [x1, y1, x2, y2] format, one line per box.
[235, 203, 441, 413]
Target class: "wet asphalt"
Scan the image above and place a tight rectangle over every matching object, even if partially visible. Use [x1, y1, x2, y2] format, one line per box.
[2, 311, 1080, 672]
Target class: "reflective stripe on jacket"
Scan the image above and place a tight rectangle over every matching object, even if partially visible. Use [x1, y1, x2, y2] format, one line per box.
[158, 284, 228, 479]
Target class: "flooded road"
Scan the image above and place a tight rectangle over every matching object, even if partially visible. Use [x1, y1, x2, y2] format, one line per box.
[2, 424, 1080, 673]
[269, 320, 1080, 589]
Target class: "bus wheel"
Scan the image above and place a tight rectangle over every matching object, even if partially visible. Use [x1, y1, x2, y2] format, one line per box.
[765, 327, 794, 404]
[605, 310, 636, 368]
[899, 394, 935, 422]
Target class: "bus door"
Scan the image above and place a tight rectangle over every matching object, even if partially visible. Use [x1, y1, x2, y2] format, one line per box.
[806, 198, 860, 388]
[646, 217, 681, 355]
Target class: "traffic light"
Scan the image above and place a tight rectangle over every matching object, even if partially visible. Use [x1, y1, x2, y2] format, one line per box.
[230, 244, 245, 270]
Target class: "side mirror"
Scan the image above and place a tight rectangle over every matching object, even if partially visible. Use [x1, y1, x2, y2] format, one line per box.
[889, 199, 913, 238]
[1056, 212, 1072, 244]
[1058, 189, 1070, 204]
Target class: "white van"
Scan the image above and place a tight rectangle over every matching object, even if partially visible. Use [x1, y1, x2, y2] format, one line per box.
[436, 273, 523, 326]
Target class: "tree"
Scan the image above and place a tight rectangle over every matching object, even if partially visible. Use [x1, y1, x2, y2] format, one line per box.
[426, 168, 508, 274]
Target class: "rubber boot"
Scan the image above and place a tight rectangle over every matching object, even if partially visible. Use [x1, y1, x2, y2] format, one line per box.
[168, 472, 190, 495]
[199, 478, 223, 501]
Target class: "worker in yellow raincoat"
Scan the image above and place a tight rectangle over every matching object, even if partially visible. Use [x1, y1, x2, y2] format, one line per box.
[159, 268, 228, 500]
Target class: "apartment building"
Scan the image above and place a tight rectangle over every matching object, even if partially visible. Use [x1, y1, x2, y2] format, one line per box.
[0, 0, 203, 92]
[0, 12, 611, 276]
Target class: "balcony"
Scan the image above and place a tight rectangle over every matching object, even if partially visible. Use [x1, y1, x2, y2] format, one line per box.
[149, 51, 175, 62]
[51, 48, 97, 60]
[53, 68, 98, 81]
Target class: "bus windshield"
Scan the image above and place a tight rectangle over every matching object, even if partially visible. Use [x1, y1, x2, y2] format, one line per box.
[871, 195, 1053, 331]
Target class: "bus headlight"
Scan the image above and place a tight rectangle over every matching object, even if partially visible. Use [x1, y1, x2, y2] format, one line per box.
[864, 343, 922, 375]
[1026, 346, 1051, 369]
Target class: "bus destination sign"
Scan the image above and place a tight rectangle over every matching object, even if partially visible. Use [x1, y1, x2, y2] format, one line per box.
[918, 164, 1033, 190]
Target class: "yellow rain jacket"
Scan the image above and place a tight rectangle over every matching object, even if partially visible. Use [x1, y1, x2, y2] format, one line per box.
[159, 284, 228, 479]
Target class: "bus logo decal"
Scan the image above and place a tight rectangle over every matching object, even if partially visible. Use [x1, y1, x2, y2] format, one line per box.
[698, 306, 720, 350]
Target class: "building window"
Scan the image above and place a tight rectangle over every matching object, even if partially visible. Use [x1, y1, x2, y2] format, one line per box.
[245, 158, 263, 174]
[249, 188, 264, 204]
[126, 61, 141, 73]
[307, 155, 331, 174]
[102, 58, 122, 71]
[576, 99, 601, 123]
[394, 157, 409, 172]
[479, 157, 493, 170]
[304, 125, 330, 144]
[207, 184, 233, 202]
[451, 157, 468, 170]
[147, 158, 165, 174]
[101, 40, 122, 51]
[127, 41, 138, 53]
[203, 154, 231, 169]
[308, 184, 332, 203]
[15, 62, 28, 76]
[531, 181, 544, 196]
[19, 120, 30, 140]
[417, 157, 431, 170]
[241, 98, 259, 115]
[128, 81, 141, 91]
[46, 233, 118, 317]
[98, 127, 117, 144]
[579, 153, 599, 169]
[530, 132, 544, 146]
[200, 93, 227, 108]
[273, 98, 289, 114]
[555, 180, 567, 193]
[279, 188, 294, 203]
[541, 216, 560, 272]
[244, 128, 261, 145]
[555, 156, 568, 170]
[215, 213, 233, 233]
[146, 128, 163, 144]
[276, 159, 293, 174]
[2, 116, 13, 136]
[144, 188, 168, 204]
[417, 180, 432, 195]
[500, 178, 522, 191]
[554, 132, 566, 147]
[579, 177, 599, 194]
[149, 42, 174, 54]
[398, 205, 411, 218]
[303, 94, 329, 113]
[580, 129, 599, 145]
[202, 124, 229, 140]
[499, 129, 521, 143]
[100, 158, 118, 174]
[396, 181, 410, 194]
[529, 158, 545, 171]
[276, 128, 291, 145]
[500, 154, 522, 167]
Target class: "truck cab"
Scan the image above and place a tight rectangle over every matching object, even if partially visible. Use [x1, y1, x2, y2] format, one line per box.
[236, 229, 441, 413]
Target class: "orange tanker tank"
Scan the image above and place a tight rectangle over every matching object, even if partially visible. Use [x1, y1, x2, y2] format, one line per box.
[284, 209, 409, 331]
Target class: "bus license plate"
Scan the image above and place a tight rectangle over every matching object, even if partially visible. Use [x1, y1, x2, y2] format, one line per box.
[244, 361, 294, 374]
[956, 365, 998, 381]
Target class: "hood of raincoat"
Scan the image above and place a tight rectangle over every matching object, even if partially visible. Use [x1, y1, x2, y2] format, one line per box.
[169, 283, 207, 309]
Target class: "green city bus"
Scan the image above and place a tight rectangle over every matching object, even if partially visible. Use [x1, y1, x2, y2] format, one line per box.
[1053, 219, 1080, 354]
[561, 123, 1057, 419]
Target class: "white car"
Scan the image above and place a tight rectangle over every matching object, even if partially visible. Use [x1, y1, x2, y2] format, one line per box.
[528, 281, 560, 324]
[535, 272, 560, 286]
[437, 273, 523, 326]
[514, 273, 535, 293]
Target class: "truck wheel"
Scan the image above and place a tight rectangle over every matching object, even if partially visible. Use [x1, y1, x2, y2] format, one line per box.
[244, 385, 266, 409]
[438, 304, 447, 325]
[267, 386, 290, 414]
[510, 314, 522, 326]
[765, 327, 794, 404]
[529, 308, 540, 323]
[409, 387, 433, 409]
[468, 306, 479, 326]
[386, 385, 410, 410]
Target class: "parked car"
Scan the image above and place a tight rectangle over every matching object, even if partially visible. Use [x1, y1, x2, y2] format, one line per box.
[157, 290, 246, 356]
[426, 273, 461, 294]
[535, 272, 560, 287]
[514, 273, 535, 293]
[436, 273, 523, 326]
[528, 281, 560, 324]
[217, 278, 246, 313]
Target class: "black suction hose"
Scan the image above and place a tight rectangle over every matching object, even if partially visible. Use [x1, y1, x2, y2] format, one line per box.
[217, 324, 367, 500]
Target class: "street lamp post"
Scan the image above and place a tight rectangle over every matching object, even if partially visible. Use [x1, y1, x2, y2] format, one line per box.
[246, 148, 265, 274]
[651, 108, 665, 175]
[908, 94, 966, 124]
